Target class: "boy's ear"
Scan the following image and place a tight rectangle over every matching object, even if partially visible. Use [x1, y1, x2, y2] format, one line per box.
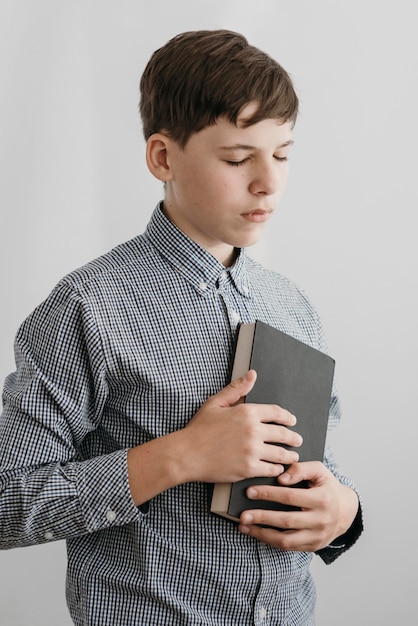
[146, 133, 174, 182]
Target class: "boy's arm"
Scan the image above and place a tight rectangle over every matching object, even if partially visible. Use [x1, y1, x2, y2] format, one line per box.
[0, 282, 301, 548]
[0, 284, 144, 548]
[127, 370, 301, 505]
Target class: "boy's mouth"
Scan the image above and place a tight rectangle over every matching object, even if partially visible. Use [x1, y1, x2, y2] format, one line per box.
[241, 208, 272, 223]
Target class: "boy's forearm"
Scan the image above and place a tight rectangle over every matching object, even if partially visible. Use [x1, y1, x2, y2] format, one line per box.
[127, 431, 189, 506]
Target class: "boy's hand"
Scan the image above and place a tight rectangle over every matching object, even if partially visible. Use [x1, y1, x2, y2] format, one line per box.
[178, 370, 302, 484]
[127, 370, 302, 506]
[238, 461, 360, 552]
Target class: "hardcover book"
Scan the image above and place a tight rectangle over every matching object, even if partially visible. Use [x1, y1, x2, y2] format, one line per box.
[210, 320, 335, 522]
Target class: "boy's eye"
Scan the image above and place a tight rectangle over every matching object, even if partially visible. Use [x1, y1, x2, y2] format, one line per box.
[226, 158, 250, 167]
[226, 155, 288, 167]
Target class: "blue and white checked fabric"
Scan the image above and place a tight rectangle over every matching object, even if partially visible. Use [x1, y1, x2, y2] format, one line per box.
[0, 203, 361, 625]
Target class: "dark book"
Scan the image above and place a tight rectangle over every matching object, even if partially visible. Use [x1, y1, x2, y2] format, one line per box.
[210, 320, 335, 522]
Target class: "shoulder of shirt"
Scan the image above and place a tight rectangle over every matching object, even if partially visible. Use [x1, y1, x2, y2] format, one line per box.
[55, 234, 155, 293]
[245, 255, 315, 306]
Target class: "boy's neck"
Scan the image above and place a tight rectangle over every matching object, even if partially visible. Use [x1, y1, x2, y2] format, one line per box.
[161, 201, 238, 268]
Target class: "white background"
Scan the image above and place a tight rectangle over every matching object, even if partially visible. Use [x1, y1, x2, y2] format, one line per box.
[1, 1, 417, 624]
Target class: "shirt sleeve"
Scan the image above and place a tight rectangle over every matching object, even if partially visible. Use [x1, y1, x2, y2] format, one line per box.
[320, 333, 364, 561]
[0, 281, 143, 549]
[296, 285, 364, 562]
[315, 430, 364, 563]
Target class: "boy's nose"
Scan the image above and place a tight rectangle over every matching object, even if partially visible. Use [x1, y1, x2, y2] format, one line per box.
[249, 162, 284, 196]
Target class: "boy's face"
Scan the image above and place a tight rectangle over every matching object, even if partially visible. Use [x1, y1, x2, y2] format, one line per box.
[161, 103, 294, 266]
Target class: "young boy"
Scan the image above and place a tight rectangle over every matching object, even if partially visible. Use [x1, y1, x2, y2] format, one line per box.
[0, 30, 362, 625]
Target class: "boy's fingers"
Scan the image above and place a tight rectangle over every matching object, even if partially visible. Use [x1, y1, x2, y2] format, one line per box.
[209, 370, 257, 408]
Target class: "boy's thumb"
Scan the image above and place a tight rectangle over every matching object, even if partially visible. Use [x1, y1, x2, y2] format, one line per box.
[214, 369, 257, 408]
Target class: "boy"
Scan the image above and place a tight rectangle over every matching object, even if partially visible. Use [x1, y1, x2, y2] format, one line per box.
[0, 30, 362, 625]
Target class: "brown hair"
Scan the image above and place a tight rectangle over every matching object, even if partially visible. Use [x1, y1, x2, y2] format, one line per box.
[139, 30, 298, 148]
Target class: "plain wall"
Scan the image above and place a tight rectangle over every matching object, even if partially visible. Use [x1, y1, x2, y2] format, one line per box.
[1, 1, 417, 624]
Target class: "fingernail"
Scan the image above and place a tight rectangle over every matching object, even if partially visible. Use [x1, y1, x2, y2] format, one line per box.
[247, 487, 258, 499]
[241, 512, 253, 524]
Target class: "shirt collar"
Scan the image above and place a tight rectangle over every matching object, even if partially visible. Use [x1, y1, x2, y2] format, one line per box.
[145, 203, 251, 298]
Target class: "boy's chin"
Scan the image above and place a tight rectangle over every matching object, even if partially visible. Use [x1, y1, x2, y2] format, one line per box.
[234, 234, 264, 249]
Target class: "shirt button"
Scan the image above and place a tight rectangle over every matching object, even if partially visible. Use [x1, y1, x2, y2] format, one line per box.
[220, 270, 227, 280]
[231, 310, 240, 323]
[44, 531, 53, 540]
[106, 510, 117, 523]
[243, 286, 249, 295]
[199, 281, 208, 291]
[258, 606, 267, 621]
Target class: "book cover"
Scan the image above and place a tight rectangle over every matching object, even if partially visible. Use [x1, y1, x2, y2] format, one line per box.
[210, 320, 335, 522]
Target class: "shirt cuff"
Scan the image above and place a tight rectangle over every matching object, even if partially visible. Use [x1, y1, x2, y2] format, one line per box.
[75, 449, 145, 532]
